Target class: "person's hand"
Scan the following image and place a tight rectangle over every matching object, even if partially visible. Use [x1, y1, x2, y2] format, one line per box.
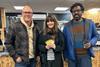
[36, 56, 41, 67]
[50, 44, 56, 49]
[36, 56, 40, 63]
[45, 39, 55, 49]
[84, 42, 91, 49]
[16, 57, 22, 62]
[45, 44, 56, 49]
[45, 45, 50, 49]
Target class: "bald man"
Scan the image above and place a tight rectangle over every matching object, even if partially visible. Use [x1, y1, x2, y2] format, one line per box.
[5, 5, 40, 67]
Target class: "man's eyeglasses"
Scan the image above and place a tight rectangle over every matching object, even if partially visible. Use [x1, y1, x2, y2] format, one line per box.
[23, 12, 33, 14]
[72, 9, 82, 13]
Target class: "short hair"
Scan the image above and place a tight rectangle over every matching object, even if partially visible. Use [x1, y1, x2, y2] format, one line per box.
[22, 4, 33, 12]
[70, 3, 84, 13]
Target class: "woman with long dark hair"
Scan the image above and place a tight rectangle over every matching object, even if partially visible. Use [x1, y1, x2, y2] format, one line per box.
[38, 14, 64, 67]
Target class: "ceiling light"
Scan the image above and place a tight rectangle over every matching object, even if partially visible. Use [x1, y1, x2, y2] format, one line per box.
[14, 6, 24, 10]
[55, 7, 69, 11]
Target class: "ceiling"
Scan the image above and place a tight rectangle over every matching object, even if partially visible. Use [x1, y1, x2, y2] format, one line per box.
[0, 0, 100, 13]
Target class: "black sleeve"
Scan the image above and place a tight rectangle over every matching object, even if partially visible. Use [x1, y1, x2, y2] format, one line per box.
[38, 34, 47, 53]
[54, 31, 65, 53]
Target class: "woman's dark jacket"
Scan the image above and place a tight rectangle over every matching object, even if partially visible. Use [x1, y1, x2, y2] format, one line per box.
[38, 29, 64, 67]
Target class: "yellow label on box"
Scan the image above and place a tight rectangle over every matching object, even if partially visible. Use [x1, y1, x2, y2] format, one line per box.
[45, 39, 54, 46]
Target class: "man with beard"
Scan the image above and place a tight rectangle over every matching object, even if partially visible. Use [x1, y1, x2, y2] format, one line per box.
[63, 3, 98, 67]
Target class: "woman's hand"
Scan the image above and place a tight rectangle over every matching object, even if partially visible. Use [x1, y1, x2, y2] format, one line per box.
[50, 44, 56, 49]
[45, 44, 56, 49]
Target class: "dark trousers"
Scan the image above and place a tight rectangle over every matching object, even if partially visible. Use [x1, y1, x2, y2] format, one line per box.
[47, 60, 54, 67]
[15, 58, 35, 67]
[68, 54, 92, 67]
[41, 60, 55, 67]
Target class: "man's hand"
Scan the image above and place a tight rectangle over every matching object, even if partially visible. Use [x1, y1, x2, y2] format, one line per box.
[84, 42, 91, 49]
[16, 57, 22, 62]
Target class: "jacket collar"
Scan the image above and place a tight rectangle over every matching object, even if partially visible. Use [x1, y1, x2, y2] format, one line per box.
[20, 17, 34, 28]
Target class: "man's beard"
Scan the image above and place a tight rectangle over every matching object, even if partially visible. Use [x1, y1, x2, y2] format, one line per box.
[73, 14, 81, 21]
